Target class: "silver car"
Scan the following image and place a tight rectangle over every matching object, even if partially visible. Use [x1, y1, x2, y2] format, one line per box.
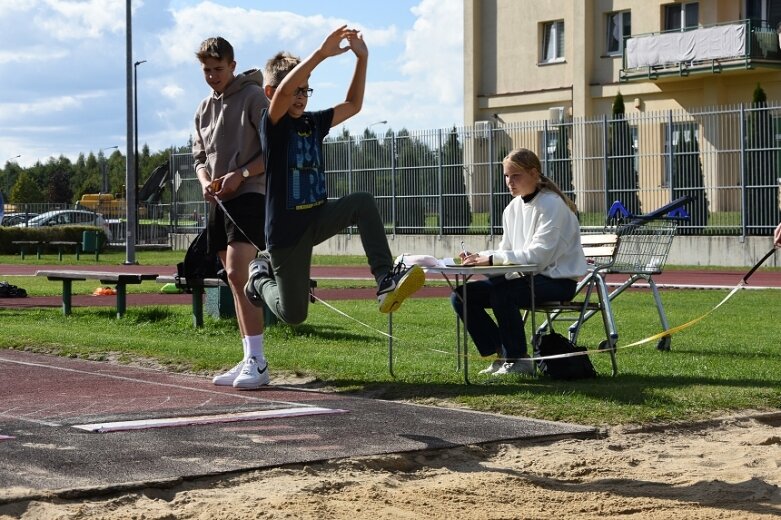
[16, 209, 113, 241]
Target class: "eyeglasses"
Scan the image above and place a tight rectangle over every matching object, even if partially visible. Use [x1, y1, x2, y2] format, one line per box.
[294, 87, 314, 98]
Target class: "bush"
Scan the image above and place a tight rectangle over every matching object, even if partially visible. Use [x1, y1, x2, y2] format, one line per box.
[0, 226, 108, 254]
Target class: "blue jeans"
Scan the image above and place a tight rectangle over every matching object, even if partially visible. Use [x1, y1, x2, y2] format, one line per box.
[450, 275, 577, 360]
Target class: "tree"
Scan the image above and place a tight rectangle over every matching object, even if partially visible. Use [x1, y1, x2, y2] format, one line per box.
[547, 122, 575, 207]
[440, 127, 471, 233]
[744, 83, 780, 235]
[607, 92, 641, 216]
[671, 123, 708, 233]
[394, 129, 429, 233]
[47, 170, 73, 203]
[10, 171, 43, 203]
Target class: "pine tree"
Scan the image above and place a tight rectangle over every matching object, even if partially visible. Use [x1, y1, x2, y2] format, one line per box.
[744, 82, 779, 234]
[607, 92, 641, 216]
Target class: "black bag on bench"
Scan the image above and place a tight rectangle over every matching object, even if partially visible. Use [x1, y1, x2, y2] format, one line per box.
[533, 331, 597, 380]
[175, 229, 225, 291]
[0, 281, 27, 298]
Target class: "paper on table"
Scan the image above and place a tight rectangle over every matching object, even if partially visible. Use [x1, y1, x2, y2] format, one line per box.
[394, 254, 456, 268]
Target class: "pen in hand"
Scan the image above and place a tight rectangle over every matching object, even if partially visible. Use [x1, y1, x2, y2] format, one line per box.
[460, 241, 470, 264]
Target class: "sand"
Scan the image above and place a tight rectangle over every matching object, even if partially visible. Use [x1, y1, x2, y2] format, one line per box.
[1, 412, 779, 519]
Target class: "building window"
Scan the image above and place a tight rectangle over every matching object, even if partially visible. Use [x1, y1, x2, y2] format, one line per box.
[745, 0, 781, 30]
[664, 2, 698, 31]
[541, 20, 565, 63]
[606, 11, 631, 55]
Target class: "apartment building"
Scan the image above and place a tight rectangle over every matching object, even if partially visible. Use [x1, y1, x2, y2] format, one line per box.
[465, 0, 781, 124]
[463, 0, 781, 225]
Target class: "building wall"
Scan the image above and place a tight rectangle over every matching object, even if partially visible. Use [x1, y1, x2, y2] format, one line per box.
[465, 0, 781, 125]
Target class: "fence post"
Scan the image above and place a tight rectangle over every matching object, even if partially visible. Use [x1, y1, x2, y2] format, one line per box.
[666, 110, 675, 207]
[602, 114, 610, 213]
[542, 120, 549, 174]
[437, 128, 444, 236]
[347, 135, 353, 238]
[738, 103, 748, 239]
[487, 122, 495, 237]
[391, 132, 397, 236]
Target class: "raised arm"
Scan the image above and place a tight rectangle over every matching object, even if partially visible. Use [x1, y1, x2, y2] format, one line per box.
[331, 31, 368, 127]
[267, 25, 354, 125]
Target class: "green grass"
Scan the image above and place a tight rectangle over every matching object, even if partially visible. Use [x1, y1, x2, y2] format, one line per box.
[1, 287, 779, 426]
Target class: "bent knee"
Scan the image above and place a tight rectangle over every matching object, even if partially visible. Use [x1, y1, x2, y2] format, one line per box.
[276, 306, 308, 325]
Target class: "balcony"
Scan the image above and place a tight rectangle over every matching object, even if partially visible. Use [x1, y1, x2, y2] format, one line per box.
[620, 20, 781, 82]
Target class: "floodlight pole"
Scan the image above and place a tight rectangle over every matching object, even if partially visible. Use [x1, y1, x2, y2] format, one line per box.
[124, 0, 137, 265]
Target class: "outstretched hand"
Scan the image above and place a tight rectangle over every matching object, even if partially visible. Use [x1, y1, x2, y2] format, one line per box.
[347, 30, 368, 59]
[318, 25, 356, 58]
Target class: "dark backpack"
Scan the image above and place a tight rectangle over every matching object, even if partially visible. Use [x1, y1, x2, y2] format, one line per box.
[0, 281, 27, 298]
[533, 331, 597, 380]
[175, 228, 225, 290]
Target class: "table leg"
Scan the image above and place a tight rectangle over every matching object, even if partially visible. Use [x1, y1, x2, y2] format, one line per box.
[461, 273, 470, 385]
[61, 280, 72, 316]
[387, 312, 394, 378]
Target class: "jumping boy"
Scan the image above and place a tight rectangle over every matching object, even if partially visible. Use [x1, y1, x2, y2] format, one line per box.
[244, 25, 424, 328]
[193, 36, 269, 390]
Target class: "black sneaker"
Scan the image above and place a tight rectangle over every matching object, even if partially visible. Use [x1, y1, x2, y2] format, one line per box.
[377, 263, 425, 313]
[243, 253, 272, 308]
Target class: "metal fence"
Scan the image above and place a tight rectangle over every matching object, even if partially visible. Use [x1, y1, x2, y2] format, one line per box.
[6, 102, 779, 245]
[168, 103, 781, 240]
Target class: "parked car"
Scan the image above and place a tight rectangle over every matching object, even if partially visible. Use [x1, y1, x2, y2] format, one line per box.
[1, 212, 39, 226]
[16, 209, 113, 241]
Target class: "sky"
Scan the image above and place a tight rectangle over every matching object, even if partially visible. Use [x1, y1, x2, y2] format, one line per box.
[0, 0, 464, 168]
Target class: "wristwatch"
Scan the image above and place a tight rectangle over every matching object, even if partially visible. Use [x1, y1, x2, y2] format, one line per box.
[241, 167, 251, 179]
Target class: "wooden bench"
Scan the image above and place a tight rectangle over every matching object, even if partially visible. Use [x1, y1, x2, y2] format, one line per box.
[156, 275, 226, 328]
[12, 240, 84, 261]
[12, 241, 43, 260]
[155, 275, 300, 329]
[36, 270, 159, 318]
[49, 241, 81, 261]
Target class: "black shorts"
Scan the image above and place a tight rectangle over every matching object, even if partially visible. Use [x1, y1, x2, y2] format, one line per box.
[207, 193, 265, 254]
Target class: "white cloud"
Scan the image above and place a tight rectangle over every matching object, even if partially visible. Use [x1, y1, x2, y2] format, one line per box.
[160, 3, 350, 66]
[35, 0, 133, 40]
[401, 0, 463, 105]
[161, 84, 185, 100]
[0, 91, 105, 121]
[0, 46, 68, 65]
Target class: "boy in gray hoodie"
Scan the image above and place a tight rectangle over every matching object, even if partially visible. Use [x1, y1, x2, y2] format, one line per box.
[192, 36, 270, 390]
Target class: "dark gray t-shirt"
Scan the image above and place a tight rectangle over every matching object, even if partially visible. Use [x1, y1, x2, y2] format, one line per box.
[260, 108, 334, 249]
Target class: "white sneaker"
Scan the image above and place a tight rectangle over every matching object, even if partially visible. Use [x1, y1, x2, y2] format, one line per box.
[478, 359, 505, 374]
[232, 356, 270, 390]
[212, 360, 245, 386]
[493, 359, 536, 376]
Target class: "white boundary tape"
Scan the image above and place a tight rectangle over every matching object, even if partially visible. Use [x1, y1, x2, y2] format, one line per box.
[73, 406, 346, 433]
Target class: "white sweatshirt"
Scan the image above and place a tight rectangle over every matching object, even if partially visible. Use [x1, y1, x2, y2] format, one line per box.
[480, 190, 587, 280]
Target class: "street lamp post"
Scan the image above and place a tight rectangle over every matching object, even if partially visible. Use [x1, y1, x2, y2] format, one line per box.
[100, 146, 119, 193]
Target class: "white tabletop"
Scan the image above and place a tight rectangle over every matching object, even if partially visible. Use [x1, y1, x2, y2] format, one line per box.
[424, 264, 537, 276]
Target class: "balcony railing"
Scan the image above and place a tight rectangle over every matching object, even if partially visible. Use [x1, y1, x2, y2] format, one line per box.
[620, 19, 781, 81]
